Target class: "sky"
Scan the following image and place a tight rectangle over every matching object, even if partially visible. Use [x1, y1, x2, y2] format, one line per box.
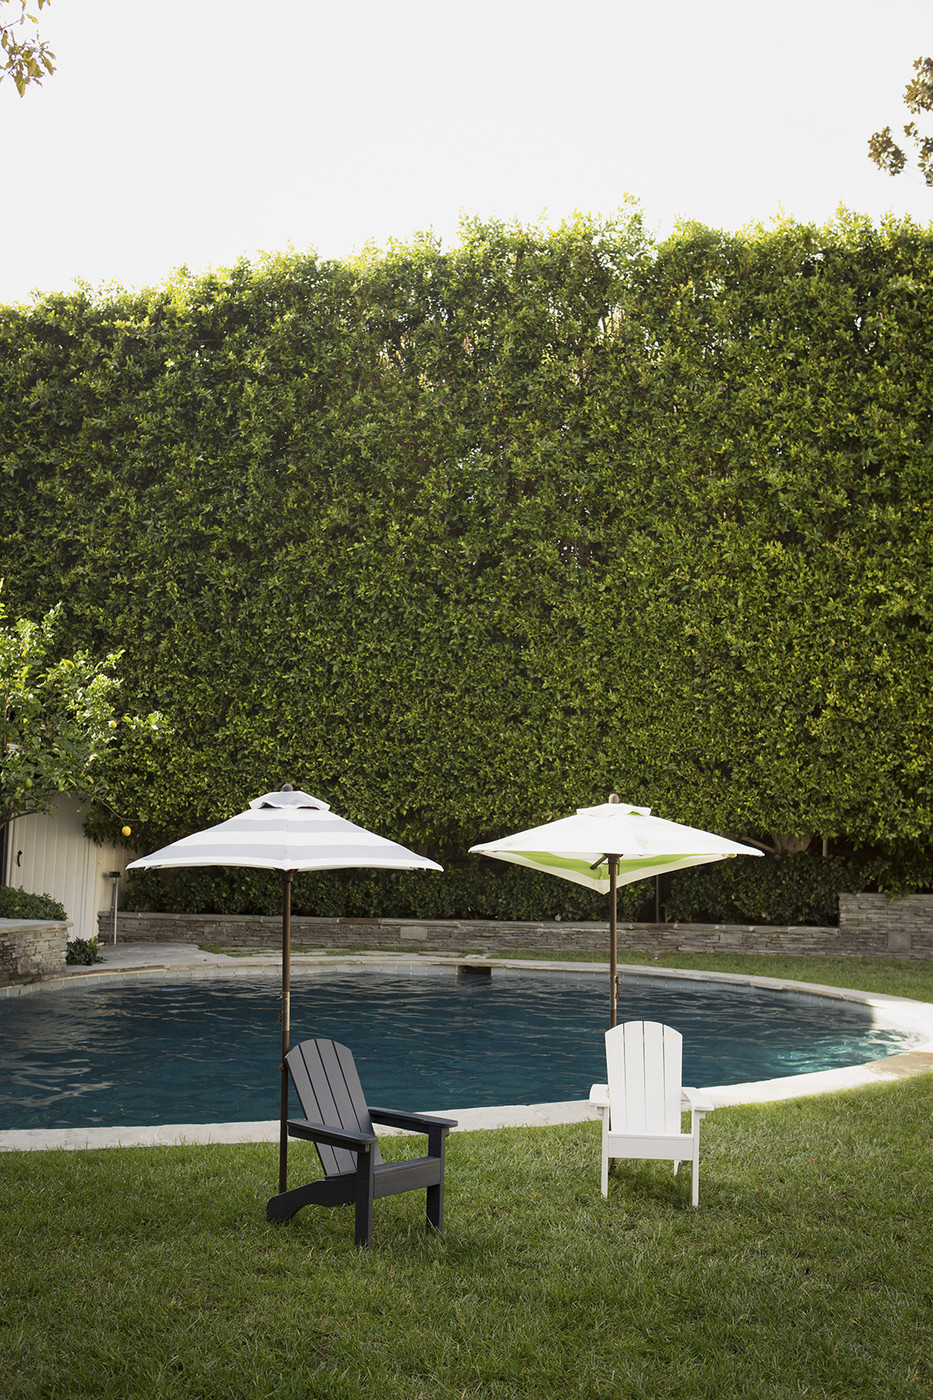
[2, 0, 932, 304]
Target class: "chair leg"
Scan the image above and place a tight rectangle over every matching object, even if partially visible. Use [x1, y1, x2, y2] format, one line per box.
[426, 1179, 444, 1233]
[353, 1146, 375, 1248]
[267, 1180, 334, 1223]
[426, 1133, 447, 1233]
[599, 1112, 610, 1197]
[601, 1155, 610, 1197]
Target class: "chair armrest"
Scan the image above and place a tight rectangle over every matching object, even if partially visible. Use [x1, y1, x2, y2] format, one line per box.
[589, 1084, 609, 1108]
[369, 1107, 458, 1132]
[287, 1117, 378, 1151]
[681, 1087, 715, 1114]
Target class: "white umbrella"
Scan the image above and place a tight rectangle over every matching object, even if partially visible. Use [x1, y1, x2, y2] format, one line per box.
[469, 794, 761, 1026]
[128, 785, 442, 1189]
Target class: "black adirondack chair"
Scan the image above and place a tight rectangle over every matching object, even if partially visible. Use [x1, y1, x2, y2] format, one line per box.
[266, 1038, 457, 1247]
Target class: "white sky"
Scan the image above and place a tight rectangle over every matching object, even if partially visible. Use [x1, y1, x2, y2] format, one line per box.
[2, 0, 932, 304]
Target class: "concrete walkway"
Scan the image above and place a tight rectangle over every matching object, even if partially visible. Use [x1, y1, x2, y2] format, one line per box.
[3, 941, 932, 1152]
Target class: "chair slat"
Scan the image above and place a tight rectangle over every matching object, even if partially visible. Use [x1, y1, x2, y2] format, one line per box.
[608, 1021, 683, 1135]
[287, 1039, 383, 1175]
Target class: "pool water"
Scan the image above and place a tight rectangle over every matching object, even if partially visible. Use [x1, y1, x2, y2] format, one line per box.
[0, 968, 910, 1131]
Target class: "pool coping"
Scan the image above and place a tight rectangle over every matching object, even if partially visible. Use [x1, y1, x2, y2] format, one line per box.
[3, 945, 933, 1152]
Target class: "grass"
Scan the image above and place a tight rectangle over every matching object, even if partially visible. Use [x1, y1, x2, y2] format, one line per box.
[3, 1072, 933, 1399]
[492, 950, 933, 1004]
[201, 940, 933, 1004]
[14, 949, 926, 1397]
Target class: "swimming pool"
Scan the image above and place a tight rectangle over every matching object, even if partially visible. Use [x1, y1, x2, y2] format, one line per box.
[0, 965, 914, 1131]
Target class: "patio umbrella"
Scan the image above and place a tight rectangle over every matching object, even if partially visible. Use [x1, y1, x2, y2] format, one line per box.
[469, 795, 761, 1026]
[127, 786, 442, 1190]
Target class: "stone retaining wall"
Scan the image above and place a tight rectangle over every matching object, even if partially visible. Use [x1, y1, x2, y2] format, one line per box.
[97, 893, 933, 960]
[0, 920, 69, 983]
[838, 893, 933, 961]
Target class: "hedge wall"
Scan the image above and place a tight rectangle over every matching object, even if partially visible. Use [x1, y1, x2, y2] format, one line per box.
[1, 209, 931, 901]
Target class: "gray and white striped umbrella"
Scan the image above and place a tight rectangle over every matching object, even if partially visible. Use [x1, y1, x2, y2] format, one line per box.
[128, 787, 442, 1190]
[128, 787, 444, 875]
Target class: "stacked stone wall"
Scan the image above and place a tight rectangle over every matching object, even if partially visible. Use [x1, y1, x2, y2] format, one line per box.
[0, 920, 69, 983]
[96, 895, 933, 961]
[837, 893, 933, 960]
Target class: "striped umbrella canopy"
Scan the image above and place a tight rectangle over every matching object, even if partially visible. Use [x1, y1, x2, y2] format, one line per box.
[128, 786, 442, 1190]
[469, 796, 761, 1026]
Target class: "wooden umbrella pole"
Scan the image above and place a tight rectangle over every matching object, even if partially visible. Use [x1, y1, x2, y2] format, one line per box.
[609, 856, 619, 1028]
[279, 869, 294, 1194]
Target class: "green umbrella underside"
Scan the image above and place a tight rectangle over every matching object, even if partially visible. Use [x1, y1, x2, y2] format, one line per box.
[470, 798, 761, 1025]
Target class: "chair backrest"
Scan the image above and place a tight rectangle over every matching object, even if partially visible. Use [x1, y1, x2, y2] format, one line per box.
[286, 1038, 384, 1176]
[605, 1021, 684, 1136]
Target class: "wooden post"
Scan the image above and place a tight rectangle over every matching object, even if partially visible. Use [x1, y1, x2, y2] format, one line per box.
[279, 869, 294, 1194]
[609, 855, 619, 1028]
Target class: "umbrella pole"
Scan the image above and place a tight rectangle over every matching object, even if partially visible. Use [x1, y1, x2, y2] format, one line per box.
[279, 869, 294, 1194]
[609, 856, 619, 1028]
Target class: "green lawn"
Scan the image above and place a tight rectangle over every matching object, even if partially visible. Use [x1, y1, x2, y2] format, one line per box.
[3, 953, 931, 1399]
[494, 949, 933, 1004]
[3, 1074, 932, 1399]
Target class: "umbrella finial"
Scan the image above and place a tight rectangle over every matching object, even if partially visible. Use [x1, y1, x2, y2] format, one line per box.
[280, 783, 294, 792]
[608, 793, 620, 803]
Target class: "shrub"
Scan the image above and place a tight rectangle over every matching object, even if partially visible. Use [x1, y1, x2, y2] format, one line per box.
[122, 863, 653, 923]
[0, 884, 67, 921]
[664, 854, 870, 927]
[123, 853, 897, 927]
[66, 936, 103, 965]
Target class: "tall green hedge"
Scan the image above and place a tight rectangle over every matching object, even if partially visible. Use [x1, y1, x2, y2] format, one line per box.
[0, 209, 931, 902]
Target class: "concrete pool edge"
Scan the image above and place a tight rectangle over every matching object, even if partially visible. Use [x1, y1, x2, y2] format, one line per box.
[3, 944, 933, 1152]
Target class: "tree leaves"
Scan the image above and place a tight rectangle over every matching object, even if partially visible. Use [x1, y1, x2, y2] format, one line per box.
[0, 0, 54, 96]
[868, 56, 933, 186]
[0, 594, 163, 833]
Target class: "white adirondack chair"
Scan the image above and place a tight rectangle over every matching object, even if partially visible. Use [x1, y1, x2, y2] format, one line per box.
[589, 1021, 715, 1208]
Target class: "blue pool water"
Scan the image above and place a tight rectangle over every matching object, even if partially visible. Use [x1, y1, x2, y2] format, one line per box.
[0, 968, 910, 1131]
